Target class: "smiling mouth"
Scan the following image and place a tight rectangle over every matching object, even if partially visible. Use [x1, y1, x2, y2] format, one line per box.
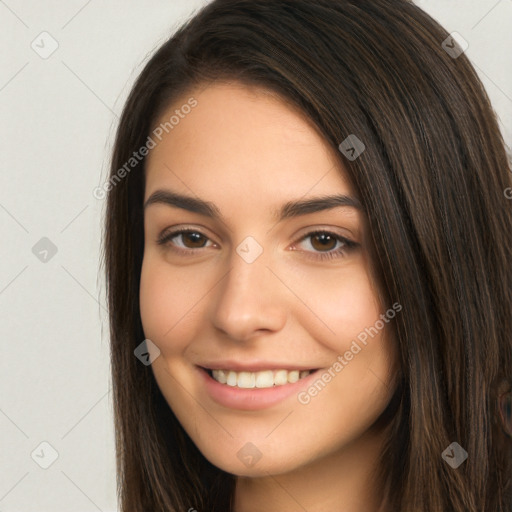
[203, 368, 318, 389]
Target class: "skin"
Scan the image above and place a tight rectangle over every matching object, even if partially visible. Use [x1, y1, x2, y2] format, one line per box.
[140, 81, 399, 512]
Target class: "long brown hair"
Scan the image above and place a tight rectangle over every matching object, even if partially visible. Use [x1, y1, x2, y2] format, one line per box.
[103, 0, 512, 510]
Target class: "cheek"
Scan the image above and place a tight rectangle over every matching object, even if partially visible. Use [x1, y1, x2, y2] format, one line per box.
[286, 261, 382, 349]
[139, 255, 205, 351]
[286, 263, 396, 398]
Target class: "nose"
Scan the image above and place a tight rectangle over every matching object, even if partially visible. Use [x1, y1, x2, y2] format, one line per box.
[210, 245, 288, 342]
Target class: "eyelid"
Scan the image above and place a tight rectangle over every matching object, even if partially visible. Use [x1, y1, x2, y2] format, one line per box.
[156, 229, 214, 254]
[156, 224, 218, 245]
[156, 225, 359, 261]
[292, 224, 357, 243]
[156, 223, 356, 242]
[290, 229, 358, 260]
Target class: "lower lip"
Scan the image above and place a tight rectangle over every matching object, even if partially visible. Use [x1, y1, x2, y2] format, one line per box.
[196, 366, 321, 411]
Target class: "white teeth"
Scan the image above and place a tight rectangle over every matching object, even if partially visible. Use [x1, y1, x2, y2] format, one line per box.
[226, 371, 237, 387]
[274, 369, 288, 385]
[210, 368, 312, 388]
[288, 370, 299, 383]
[237, 371, 256, 388]
[212, 369, 227, 384]
[255, 370, 274, 388]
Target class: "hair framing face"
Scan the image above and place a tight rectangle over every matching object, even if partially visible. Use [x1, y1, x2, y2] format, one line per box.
[103, 1, 512, 511]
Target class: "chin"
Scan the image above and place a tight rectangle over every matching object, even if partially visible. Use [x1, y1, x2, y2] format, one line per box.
[194, 436, 314, 477]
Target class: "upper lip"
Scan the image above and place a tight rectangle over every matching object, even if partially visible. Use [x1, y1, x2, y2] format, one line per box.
[198, 360, 319, 372]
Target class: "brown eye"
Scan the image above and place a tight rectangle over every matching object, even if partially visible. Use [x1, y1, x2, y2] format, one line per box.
[181, 232, 208, 248]
[157, 229, 214, 251]
[293, 230, 359, 262]
[309, 232, 338, 252]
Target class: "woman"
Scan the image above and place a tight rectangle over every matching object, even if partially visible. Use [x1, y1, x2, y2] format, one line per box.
[103, 0, 512, 510]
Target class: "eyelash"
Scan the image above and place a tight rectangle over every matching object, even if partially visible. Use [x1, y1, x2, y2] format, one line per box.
[156, 228, 358, 261]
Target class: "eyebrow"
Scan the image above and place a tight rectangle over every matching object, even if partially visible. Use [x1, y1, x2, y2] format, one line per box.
[143, 189, 363, 222]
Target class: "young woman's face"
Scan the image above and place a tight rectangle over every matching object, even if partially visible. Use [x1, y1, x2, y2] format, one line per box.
[140, 82, 399, 477]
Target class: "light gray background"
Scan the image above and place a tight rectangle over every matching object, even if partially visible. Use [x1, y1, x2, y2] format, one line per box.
[1, 1, 511, 511]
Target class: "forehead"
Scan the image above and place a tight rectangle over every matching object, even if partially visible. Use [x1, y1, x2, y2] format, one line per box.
[144, 81, 357, 207]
